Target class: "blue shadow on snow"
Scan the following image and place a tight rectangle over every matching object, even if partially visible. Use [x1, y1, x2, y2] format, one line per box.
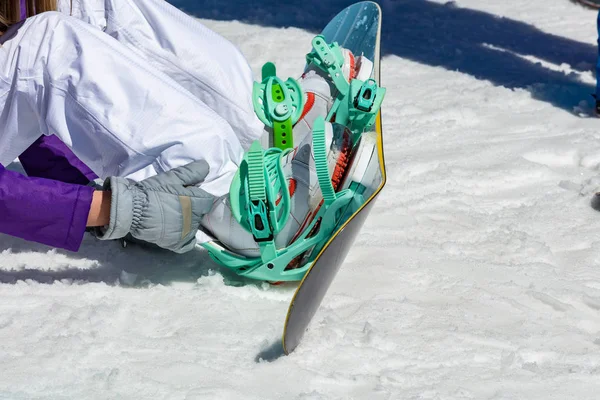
[168, 0, 598, 114]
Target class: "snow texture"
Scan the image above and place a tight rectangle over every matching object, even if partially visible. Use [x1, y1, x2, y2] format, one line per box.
[2, 0, 600, 398]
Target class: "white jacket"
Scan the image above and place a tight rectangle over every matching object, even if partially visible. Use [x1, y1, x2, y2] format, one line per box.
[0, 0, 264, 243]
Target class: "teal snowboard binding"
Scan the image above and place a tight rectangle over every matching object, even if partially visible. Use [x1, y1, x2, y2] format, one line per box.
[202, 35, 386, 282]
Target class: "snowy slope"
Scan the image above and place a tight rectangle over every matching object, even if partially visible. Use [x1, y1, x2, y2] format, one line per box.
[2, 0, 600, 398]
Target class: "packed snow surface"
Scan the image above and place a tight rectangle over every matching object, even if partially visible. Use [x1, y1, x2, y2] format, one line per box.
[2, 0, 600, 398]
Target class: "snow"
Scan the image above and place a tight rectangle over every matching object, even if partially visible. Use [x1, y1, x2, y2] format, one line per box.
[2, 0, 600, 398]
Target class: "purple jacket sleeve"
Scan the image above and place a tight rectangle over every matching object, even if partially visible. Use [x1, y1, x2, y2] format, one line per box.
[19, 135, 98, 185]
[0, 163, 94, 251]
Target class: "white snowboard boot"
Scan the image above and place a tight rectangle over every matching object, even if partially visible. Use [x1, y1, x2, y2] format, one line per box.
[201, 121, 352, 257]
[201, 45, 374, 259]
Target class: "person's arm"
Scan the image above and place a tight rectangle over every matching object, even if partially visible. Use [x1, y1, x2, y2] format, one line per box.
[0, 163, 93, 251]
[95, 161, 215, 253]
[18, 135, 98, 185]
[0, 161, 214, 253]
[87, 190, 111, 227]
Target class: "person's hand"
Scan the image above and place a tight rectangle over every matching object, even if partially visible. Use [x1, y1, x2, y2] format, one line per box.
[96, 161, 215, 253]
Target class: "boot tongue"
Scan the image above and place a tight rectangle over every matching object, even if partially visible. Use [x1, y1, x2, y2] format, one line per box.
[300, 69, 336, 97]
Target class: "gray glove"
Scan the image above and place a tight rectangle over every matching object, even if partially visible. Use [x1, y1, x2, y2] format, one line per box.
[96, 161, 215, 253]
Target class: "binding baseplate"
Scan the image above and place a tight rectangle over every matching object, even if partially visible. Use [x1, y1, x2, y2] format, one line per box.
[202, 35, 386, 282]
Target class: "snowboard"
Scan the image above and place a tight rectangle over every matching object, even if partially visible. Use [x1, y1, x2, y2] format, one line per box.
[281, 1, 384, 355]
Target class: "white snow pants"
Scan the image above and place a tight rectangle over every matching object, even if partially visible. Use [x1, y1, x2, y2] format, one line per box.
[0, 0, 263, 200]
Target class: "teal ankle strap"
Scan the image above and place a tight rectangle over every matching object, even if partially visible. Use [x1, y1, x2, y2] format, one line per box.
[312, 119, 336, 205]
[229, 141, 291, 261]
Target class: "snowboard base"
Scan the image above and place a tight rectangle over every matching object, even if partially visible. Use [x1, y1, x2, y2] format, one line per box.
[281, 1, 384, 355]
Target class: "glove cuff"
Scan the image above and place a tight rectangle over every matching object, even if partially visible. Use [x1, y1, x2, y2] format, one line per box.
[95, 177, 135, 241]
